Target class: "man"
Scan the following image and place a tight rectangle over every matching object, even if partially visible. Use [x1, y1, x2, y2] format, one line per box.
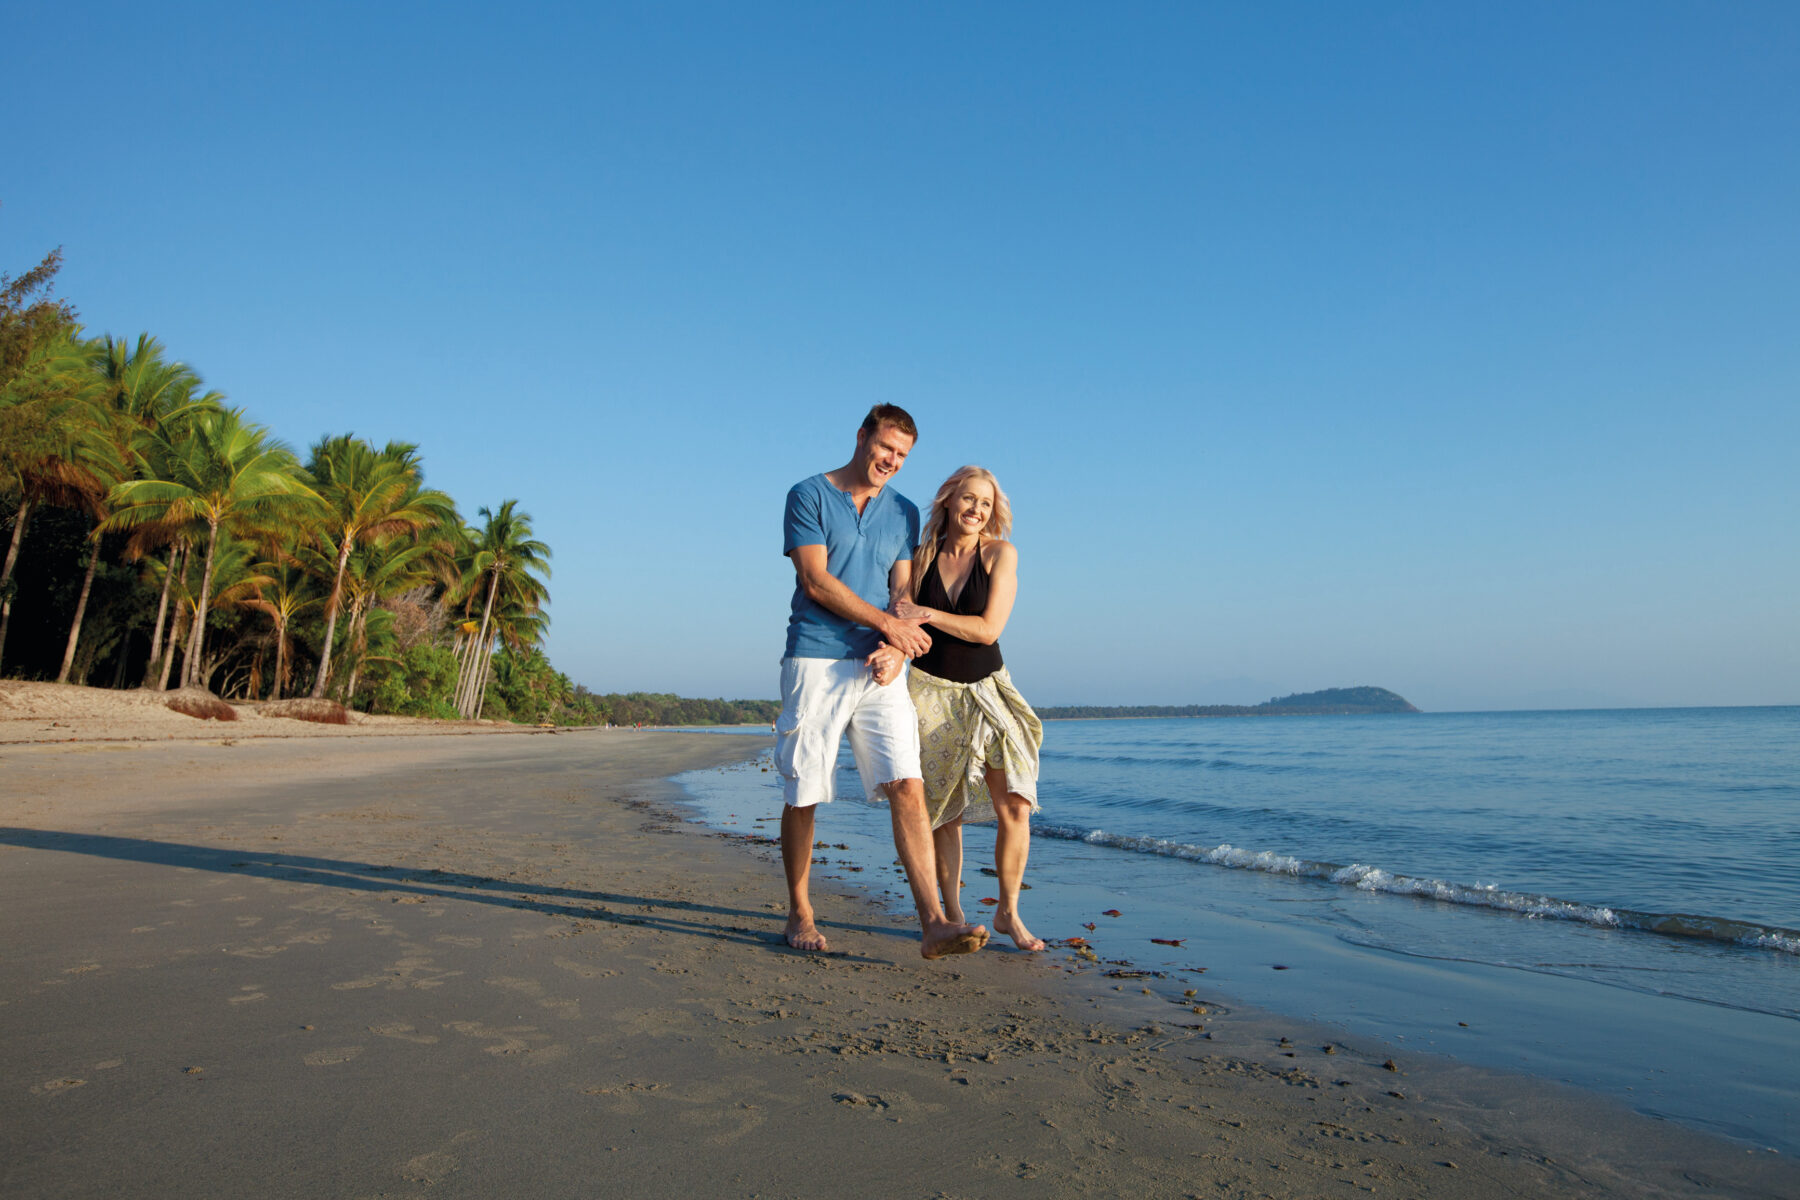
[777, 404, 989, 958]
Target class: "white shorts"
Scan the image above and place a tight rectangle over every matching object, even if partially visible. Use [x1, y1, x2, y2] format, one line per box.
[776, 656, 922, 809]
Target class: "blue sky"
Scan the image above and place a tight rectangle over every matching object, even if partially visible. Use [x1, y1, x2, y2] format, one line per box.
[6, 2, 1797, 710]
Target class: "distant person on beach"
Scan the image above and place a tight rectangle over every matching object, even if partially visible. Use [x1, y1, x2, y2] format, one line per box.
[868, 466, 1046, 951]
[777, 405, 989, 959]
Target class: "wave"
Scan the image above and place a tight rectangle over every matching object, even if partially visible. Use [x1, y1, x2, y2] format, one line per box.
[1032, 823, 1800, 956]
[1042, 751, 1306, 773]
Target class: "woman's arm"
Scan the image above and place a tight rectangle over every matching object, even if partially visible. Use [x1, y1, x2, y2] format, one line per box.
[894, 542, 1018, 645]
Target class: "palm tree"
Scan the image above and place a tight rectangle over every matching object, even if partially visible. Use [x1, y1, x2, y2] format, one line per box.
[339, 537, 449, 702]
[57, 335, 221, 683]
[103, 407, 316, 690]
[453, 500, 551, 718]
[303, 436, 457, 699]
[242, 556, 317, 701]
[0, 327, 127, 671]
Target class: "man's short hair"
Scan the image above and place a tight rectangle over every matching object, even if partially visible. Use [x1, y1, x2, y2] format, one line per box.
[859, 404, 918, 442]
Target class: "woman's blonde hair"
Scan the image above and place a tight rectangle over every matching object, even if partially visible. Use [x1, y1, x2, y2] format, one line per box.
[912, 465, 1012, 600]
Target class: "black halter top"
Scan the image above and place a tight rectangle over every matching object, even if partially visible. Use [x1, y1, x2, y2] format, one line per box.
[912, 548, 1004, 684]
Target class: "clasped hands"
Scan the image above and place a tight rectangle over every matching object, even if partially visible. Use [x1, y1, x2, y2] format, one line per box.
[865, 598, 936, 686]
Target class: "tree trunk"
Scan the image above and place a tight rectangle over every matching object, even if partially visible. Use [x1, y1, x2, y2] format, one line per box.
[343, 596, 368, 701]
[459, 571, 501, 717]
[452, 627, 476, 713]
[183, 521, 221, 690]
[473, 639, 495, 719]
[159, 603, 186, 691]
[57, 535, 104, 683]
[180, 606, 200, 686]
[111, 635, 131, 689]
[0, 498, 33, 671]
[143, 543, 180, 687]
[311, 536, 354, 699]
[271, 617, 288, 701]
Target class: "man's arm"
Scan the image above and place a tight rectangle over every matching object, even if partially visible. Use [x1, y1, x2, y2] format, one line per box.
[791, 545, 932, 658]
[887, 559, 914, 618]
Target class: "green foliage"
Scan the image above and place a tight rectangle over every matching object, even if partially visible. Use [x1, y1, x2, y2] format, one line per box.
[576, 691, 781, 727]
[5, 243, 772, 721]
[365, 644, 460, 717]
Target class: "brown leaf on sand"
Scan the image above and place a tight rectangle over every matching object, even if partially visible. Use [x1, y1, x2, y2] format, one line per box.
[1150, 937, 1185, 946]
[1082, 922, 1096, 931]
[979, 897, 1000, 906]
[1102, 909, 1123, 918]
[1064, 936, 1088, 947]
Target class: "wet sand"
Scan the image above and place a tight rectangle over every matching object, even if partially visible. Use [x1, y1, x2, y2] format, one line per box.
[1, 715, 1792, 1197]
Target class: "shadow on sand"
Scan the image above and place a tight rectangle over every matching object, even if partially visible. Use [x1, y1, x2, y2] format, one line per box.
[0, 826, 912, 963]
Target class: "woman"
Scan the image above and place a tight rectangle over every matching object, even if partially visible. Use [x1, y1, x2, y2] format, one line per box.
[870, 465, 1045, 951]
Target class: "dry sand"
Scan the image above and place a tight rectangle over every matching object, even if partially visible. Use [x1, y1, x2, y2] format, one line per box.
[0, 679, 540, 744]
[1, 683, 1792, 1198]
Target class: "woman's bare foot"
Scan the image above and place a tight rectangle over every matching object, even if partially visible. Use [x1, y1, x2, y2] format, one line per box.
[920, 919, 988, 959]
[994, 911, 1045, 952]
[785, 913, 829, 952]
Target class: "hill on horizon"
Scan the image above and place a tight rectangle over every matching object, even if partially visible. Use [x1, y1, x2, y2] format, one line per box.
[1035, 686, 1420, 721]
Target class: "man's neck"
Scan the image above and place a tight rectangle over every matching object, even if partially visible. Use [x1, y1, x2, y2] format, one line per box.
[825, 463, 882, 512]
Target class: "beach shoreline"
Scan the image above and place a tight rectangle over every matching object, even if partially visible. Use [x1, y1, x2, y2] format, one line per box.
[1, 693, 1792, 1197]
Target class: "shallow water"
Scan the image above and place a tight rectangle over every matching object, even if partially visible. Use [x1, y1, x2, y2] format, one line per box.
[673, 706, 1800, 1153]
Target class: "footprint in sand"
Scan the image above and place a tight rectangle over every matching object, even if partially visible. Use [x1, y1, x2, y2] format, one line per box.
[401, 1131, 482, 1186]
[37, 1078, 87, 1093]
[228, 989, 268, 1004]
[443, 1021, 548, 1057]
[370, 1022, 439, 1044]
[303, 1046, 364, 1066]
[538, 998, 581, 1020]
[224, 943, 287, 959]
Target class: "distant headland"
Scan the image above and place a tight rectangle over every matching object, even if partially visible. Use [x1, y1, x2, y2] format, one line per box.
[1035, 686, 1421, 721]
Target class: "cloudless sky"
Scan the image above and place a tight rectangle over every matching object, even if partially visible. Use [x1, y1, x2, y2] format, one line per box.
[6, 2, 1797, 710]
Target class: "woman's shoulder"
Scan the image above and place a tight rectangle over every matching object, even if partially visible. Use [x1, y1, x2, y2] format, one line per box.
[981, 539, 1018, 570]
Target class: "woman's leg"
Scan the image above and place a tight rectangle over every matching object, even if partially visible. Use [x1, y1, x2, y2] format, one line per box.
[985, 767, 1045, 950]
[933, 818, 964, 922]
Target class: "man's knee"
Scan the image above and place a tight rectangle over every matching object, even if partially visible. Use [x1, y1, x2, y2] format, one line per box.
[882, 778, 925, 806]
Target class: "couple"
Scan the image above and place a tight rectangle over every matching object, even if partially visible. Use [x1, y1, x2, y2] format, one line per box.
[777, 404, 1045, 959]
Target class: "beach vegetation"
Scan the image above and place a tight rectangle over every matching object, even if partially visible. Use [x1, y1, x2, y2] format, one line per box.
[1, 242, 789, 726]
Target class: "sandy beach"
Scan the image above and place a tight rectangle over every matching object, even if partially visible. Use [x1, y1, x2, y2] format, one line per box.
[1, 685, 1791, 1198]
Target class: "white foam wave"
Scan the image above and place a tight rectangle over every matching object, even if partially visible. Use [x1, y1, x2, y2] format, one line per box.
[1032, 823, 1797, 956]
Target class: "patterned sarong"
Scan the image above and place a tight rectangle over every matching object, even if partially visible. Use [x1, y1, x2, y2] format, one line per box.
[906, 665, 1043, 829]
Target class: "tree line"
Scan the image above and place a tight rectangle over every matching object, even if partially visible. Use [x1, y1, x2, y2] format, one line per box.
[0, 241, 582, 721]
[571, 691, 781, 727]
[1036, 687, 1420, 720]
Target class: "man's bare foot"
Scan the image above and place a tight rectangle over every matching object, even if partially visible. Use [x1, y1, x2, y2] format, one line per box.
[920, 920, 988, 960]
[943, 897, 966, 923]
[785, 914, 828, 952]
[994, 912, 1045, 952]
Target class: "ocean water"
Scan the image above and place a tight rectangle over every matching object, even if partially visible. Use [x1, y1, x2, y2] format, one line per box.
[674, 706, 1800, 1152]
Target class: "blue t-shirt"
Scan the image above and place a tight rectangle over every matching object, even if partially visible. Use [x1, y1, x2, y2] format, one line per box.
[783, 473, 921, 659]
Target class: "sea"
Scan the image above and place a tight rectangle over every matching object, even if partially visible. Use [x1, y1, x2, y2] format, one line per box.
[673, 705, 1800, 1154]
